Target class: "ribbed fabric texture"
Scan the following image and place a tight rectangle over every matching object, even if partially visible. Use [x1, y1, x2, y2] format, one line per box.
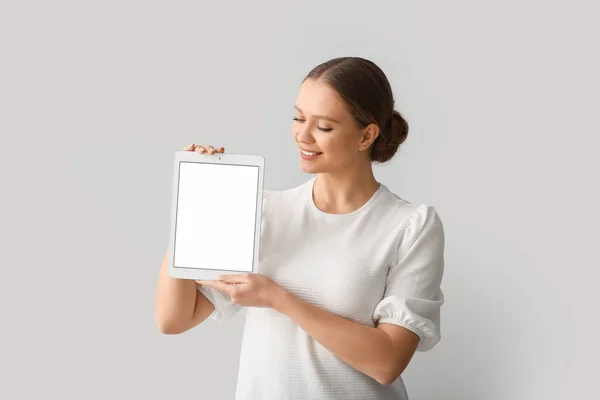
[197, 176, 445, 400]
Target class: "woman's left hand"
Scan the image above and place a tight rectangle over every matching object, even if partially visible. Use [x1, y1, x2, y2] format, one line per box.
[196, 273, 286, 309]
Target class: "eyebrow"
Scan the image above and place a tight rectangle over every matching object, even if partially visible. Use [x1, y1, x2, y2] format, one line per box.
[294, 105, 340, 124]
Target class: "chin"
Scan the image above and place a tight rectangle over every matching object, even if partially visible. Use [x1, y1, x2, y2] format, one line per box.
[300, 165, 317, 174]
[299, 160, 321, 174]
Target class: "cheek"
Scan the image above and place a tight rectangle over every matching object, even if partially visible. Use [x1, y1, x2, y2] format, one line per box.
[322, 135, 354, 155]
[320, 133, 342, 150]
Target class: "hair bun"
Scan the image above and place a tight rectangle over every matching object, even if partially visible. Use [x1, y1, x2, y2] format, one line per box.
[371, 110, 409, 163]
[391, 110, 408, 143]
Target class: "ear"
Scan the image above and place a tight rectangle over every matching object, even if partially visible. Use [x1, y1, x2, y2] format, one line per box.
[358, 123, 380, 151]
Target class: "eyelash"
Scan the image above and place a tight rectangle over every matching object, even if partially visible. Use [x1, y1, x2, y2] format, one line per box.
[292, 117, 332, 132]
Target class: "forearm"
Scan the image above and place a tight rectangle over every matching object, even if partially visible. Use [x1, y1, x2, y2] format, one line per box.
[155, 249, 201, 332]
[272, 289, 395, 384]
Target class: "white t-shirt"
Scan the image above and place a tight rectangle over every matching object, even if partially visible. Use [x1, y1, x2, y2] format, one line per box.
[198, 176, 445, 400]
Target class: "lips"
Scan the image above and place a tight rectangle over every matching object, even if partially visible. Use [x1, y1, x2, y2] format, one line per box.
[300, 148, 323, 155]
[300, 148, 323, 161]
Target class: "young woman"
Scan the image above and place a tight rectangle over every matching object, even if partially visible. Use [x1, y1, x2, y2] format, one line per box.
[155, 56, 445, 400]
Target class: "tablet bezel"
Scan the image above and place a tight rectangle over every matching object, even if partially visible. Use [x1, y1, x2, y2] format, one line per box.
[167, 150, 265, 281]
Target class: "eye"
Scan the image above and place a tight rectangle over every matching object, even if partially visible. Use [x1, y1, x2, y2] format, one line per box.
[293, 117, 332, 132]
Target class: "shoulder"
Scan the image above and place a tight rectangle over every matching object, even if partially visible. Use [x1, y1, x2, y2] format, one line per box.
[262, 177, 312, 213]
[377, 185, 445, 241]
[379, 185, 442, 221]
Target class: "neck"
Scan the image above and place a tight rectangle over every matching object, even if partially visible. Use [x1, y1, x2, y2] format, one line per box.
[312, 166, 380, 214]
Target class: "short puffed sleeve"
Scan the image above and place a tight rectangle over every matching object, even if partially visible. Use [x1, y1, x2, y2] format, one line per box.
[197, 189, 270, 323]
[197, 283, 242, 323]
[372, 204, 445, 351]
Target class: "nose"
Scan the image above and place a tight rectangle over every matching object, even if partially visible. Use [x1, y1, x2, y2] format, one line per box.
[296, 121, 315, 144]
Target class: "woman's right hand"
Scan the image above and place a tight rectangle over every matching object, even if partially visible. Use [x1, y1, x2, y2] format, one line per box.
[182, 144, 225, 155]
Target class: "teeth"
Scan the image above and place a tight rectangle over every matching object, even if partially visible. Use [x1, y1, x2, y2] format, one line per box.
[302, 149, 320, 156]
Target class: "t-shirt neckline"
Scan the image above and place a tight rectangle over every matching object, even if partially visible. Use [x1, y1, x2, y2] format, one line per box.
[306, 176, 386, 218]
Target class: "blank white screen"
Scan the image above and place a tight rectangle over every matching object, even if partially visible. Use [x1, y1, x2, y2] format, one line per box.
[173, 161, 259, 272]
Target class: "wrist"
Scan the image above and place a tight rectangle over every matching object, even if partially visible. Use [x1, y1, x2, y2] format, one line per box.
[271, 286, 294, 314]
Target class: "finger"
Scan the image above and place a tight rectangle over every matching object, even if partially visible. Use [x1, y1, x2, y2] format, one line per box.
[197, 279, 217, 287]
[183, 143, 195, 151]
[195, 145, 206, 154]
[206, 145, 216, 154]
[217, 147, 225, 153]
[197, 280, 233, 295]
[218, 274, 248, 284]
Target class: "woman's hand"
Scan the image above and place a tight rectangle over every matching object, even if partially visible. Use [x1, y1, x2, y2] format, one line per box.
[185, 144, 284, 308]
[196, 273, 287, 309]
[182, 143, 225, 154]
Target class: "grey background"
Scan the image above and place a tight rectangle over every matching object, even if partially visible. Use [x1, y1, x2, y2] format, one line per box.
[1, 1, 598, 399]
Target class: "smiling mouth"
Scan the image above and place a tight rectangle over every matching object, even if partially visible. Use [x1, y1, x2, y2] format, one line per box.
[300, 149, 323, 156]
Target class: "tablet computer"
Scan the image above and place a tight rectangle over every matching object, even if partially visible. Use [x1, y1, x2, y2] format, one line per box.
[167, 150, 265, 280]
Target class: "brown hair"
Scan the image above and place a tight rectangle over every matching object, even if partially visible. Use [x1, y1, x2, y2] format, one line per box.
[304, 57, 409, 163]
